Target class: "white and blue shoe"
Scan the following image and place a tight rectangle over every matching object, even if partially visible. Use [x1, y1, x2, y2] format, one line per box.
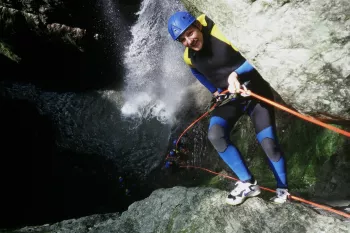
[270, 188, 289, 204]
[226, 180, 261, 205]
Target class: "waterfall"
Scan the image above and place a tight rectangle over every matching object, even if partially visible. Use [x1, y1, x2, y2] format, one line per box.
[0, 0, 220, 227]
[0, 0, 212, 179]
[121, 0, 194, 125]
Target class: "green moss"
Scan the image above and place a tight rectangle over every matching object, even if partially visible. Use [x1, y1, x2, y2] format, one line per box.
[232, 115, 346, 194]
[0, 41, 21, 62]
[178, 224, 200, 233]
[279, 120, 345, 192]
[166, 208, 179, 233]
[196, 107, 348, 200]
[199, 171, 231, 190]
[165, 208, 200, 233]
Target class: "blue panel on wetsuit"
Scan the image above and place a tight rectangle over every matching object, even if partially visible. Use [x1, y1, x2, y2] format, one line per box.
[256, 126, 275, 143]
[209, 116, 252, 181]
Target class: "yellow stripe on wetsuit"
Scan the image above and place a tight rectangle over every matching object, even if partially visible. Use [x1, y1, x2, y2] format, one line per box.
[211, 24, 239, 51]
[184, 48, 192, 67]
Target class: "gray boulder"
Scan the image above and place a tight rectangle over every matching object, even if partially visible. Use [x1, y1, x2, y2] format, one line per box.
[12, 187, 350, 233]
[182, 0, 350, 121]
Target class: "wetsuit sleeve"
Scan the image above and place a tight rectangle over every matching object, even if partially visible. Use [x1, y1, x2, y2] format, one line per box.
[234, 61, 254, 75]
[190, 68, 217, 93]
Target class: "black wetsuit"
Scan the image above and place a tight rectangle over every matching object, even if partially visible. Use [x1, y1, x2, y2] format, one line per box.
[183, 15, 287, 188]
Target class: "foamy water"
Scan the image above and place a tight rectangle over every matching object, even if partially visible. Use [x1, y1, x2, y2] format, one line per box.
[121, 0, 194, 124]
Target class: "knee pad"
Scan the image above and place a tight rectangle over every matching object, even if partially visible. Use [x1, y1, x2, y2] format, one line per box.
[208, 124, 228, 153]
[257, 126, 281, 162]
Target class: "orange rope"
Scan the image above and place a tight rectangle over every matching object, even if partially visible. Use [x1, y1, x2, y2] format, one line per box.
[180, 165, 350, 219]
[242, 89, 350, 138]
[175, 89, 350, 148]
[175, 104, 216, 148]
[175, 90, 230, 148]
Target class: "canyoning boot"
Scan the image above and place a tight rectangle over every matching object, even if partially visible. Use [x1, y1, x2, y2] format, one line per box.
[169, 150, 176, 157]
[172, 139, 178, 146]
[270, 188, 290, 204]
[164, 161, 172, 169]
[226, 180, 261, 205]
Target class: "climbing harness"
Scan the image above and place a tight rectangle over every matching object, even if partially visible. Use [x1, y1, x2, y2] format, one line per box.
[207, 92, 237, 112]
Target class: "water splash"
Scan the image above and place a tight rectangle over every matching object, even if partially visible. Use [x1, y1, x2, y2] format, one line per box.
[0, 0, 200, 178]
[121, 0, 194, 124]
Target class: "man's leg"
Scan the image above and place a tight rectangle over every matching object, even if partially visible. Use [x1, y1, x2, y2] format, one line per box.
[208, 116, 252, 182]
[249, 103, 287, 188]
[209, 103, 261, 205]
[249, 102, 289, 203]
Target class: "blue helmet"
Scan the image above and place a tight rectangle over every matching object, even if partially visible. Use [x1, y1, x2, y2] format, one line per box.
[168, 11, 196, 40]
[169, 150, 175, 157]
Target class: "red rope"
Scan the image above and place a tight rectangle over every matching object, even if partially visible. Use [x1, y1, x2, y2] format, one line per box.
[180, 165, 350, 219]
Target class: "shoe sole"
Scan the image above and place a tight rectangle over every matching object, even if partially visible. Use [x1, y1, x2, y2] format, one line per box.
[247, 189, 261, 197]
[270, 198, 289, 204]
[226, 189, 261, 206]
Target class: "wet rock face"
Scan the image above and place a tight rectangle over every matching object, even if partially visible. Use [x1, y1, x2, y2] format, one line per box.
[0, 97, 144, 229]
[13, 187, 350, 233]
[0, 0, 92, 37]
[181, 0, 350, 121]
[0, 0, 94, 56]
[0, 0, 123, 91]
[0, 0, 147, 229]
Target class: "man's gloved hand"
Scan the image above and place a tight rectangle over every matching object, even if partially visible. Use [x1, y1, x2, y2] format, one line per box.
[228, 72, 241, 94]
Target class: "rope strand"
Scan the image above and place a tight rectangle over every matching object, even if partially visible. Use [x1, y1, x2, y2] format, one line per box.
[176, 89, 350, 148]
[242, 89, 350, 137]
[180, 165, 350, 219]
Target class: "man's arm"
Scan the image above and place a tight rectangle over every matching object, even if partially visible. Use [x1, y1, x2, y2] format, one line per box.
[190, 68, 218, 94]
[228, 60, 255, 93]
[184, 47, 219, 95]
[234, 61, 254, 76]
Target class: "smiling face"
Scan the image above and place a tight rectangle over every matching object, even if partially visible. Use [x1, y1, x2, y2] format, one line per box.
[178, 24, 203, 51]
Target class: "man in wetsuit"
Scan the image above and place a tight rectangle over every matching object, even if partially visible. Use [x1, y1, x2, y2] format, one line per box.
[167, 11, 289, 205]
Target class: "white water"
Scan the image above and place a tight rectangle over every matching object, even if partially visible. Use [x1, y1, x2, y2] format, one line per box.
[0, 0, 205, 177]
[121, 0, 194, 125]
